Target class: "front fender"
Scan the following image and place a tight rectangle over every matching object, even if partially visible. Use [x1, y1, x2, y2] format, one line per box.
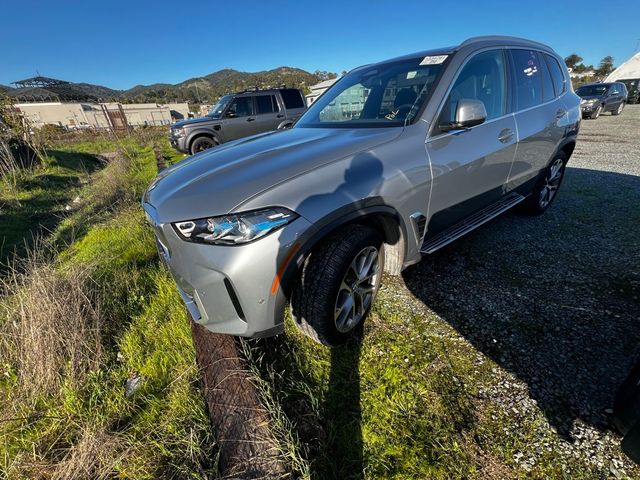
[186, 127, 220, 147]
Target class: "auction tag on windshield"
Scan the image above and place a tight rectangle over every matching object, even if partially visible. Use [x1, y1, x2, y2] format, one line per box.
[420, 55, 448, 65]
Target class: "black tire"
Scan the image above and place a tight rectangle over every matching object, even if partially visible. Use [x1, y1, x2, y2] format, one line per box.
[520, 152, 567, 215]
[189, 136, 217, 155]
[589, 104, 602, 119]
[291, 224, 384, 346]
[612, 102, 625, 116]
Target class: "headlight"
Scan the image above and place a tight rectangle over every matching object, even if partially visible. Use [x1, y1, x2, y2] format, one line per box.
[173, 207, 298, 245]
[172, 127, 186, 138]
[581, 98, 598, 105]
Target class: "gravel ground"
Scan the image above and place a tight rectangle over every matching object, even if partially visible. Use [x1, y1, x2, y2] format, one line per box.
[400, 104, 640, 477]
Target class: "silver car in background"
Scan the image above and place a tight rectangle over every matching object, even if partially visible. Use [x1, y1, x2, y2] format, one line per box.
[143, 35, 581, 346]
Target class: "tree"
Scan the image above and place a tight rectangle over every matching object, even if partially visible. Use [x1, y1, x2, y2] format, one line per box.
[595, 56, 615, 77]
[564, 53, 583, 70]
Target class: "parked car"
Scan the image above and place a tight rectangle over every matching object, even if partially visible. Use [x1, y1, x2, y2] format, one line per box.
[169, 88, 306, 155]
[614, 361, 640, 464]
[143, 36, 581, 346]
[576, 82, 628, 119]
[620, 79, 640, 104]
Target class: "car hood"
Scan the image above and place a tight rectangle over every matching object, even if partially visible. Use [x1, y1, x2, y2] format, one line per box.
[172, 116, 217, 128]
[145, 127, 402, 223]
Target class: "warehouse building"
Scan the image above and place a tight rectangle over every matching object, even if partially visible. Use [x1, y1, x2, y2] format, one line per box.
[7, 76, 189, 130]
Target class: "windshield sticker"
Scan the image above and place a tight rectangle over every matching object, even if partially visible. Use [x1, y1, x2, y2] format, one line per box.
[420, 55, 448, 65]
[406, 71, 417, 79]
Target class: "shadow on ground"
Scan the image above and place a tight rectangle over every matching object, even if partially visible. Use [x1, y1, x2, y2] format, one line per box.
[402, 166, 640, 438]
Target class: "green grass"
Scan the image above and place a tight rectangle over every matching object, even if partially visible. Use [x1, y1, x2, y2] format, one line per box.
[0, 130, 215, 478]
[245, 276, 621, 479]
[0, 150, 101, 264]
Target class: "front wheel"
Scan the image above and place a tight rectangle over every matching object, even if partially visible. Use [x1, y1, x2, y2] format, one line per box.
[520, 152, 567, 215]
[189, 136, 217, 155]
[292, 225, 384, 346]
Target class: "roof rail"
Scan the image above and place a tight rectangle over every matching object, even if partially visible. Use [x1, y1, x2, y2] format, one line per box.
[459, 35, 551, 51]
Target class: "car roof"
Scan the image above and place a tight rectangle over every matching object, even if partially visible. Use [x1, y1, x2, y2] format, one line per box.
[354, 35, 556, 72]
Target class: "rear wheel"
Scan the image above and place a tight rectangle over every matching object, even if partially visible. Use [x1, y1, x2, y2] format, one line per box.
[189, 136, 217, 154]
[520, 152, 567, 215]
[292, 225, 384, 346]
[612, 102, 625, 116]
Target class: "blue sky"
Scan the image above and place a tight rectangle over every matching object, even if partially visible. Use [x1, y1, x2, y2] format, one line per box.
[2, 0, 639, 90]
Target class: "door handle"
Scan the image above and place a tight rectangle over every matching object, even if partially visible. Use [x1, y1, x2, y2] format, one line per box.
[498, 128, 514, 144]
[555, 109, 566, 119]
[276, 114, 284, 118]
[246, 117, 255, 122]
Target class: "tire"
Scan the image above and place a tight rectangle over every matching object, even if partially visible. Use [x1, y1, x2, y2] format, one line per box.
[612, 102, 625, 116]
[291, 224, 384, 346]
[589, 104, 602, 119]
[520, 152, 567, 215]
[189, 136, 217, 155]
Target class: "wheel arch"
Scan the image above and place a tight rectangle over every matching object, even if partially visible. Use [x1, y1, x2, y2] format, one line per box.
[558, 139, 576, 160]
[187, 131, 220, 152]
[279, 200, 408, 299]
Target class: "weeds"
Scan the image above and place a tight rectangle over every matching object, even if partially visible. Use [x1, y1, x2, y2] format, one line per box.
[0, 246, 103, 399]
[0, 128, 216, 479]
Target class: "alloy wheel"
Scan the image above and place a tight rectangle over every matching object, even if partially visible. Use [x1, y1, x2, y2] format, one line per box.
[334, 246, 380, 333]
[539, 158, 564, 209]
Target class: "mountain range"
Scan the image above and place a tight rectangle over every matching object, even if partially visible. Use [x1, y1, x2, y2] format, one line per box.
[3, 67, 336, 104]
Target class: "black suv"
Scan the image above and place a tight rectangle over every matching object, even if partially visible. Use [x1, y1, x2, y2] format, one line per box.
[620, 79, 640, 104]
[576, 82, 628, 119]
[170, 88, 307, 154]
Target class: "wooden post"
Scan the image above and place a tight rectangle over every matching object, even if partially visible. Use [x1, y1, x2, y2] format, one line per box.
[153, 149, 286, 478]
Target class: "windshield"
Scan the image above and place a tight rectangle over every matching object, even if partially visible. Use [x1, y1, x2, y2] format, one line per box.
[296, 55, 447, 128]
[576, 85, 608, 97]
[207, 95, 233, 118]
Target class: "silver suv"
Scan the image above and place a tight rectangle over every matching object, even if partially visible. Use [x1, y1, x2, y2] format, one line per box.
[169, 88, 307, 155]
[144, 36, 581, 346]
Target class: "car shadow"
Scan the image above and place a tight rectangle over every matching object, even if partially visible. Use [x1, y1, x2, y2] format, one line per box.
[402, 166, 640, 438]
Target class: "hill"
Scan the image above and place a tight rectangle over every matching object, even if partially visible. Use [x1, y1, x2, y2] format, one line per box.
[123, 66, 334, 103]
[3, 67, 336, 104]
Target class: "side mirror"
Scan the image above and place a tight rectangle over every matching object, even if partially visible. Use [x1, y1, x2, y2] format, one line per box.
[440, 99, 487, 132]
[226, 111, 237, 118]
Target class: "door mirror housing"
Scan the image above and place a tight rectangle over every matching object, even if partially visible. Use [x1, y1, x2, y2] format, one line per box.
[226, 111, 237, 118]
[440, 99, 487, 132]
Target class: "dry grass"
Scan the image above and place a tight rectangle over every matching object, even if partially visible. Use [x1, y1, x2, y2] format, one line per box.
[89, 152, 135, 213]
[0, 245, 103, 400]
[5, 428, 130, 480]
[0, 138, 22, 187]
[50, 428, 129, 480]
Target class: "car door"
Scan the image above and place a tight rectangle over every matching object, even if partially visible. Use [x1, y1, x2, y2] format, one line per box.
[608, 84, 623, 111]
[507, 49, 564, 189]
[221, 96, 258, 141]
[252, 94, 284, 132]
[425, 49, 517, 236]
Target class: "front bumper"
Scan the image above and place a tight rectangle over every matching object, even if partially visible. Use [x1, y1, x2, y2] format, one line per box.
[169, 134, 189, 153]
[143, 202, 312, 337]
[580, 102, 600, 114]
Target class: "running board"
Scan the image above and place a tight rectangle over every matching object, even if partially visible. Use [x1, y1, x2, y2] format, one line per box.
[420, 192, 526, 254]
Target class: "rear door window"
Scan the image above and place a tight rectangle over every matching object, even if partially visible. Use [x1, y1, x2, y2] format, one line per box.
[255, 95, 279, 114]
[510, 49, 543, 110]
[544, 54, 566, 97]
[280, 89, 305, 109]
[539, 54, 555, 103]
